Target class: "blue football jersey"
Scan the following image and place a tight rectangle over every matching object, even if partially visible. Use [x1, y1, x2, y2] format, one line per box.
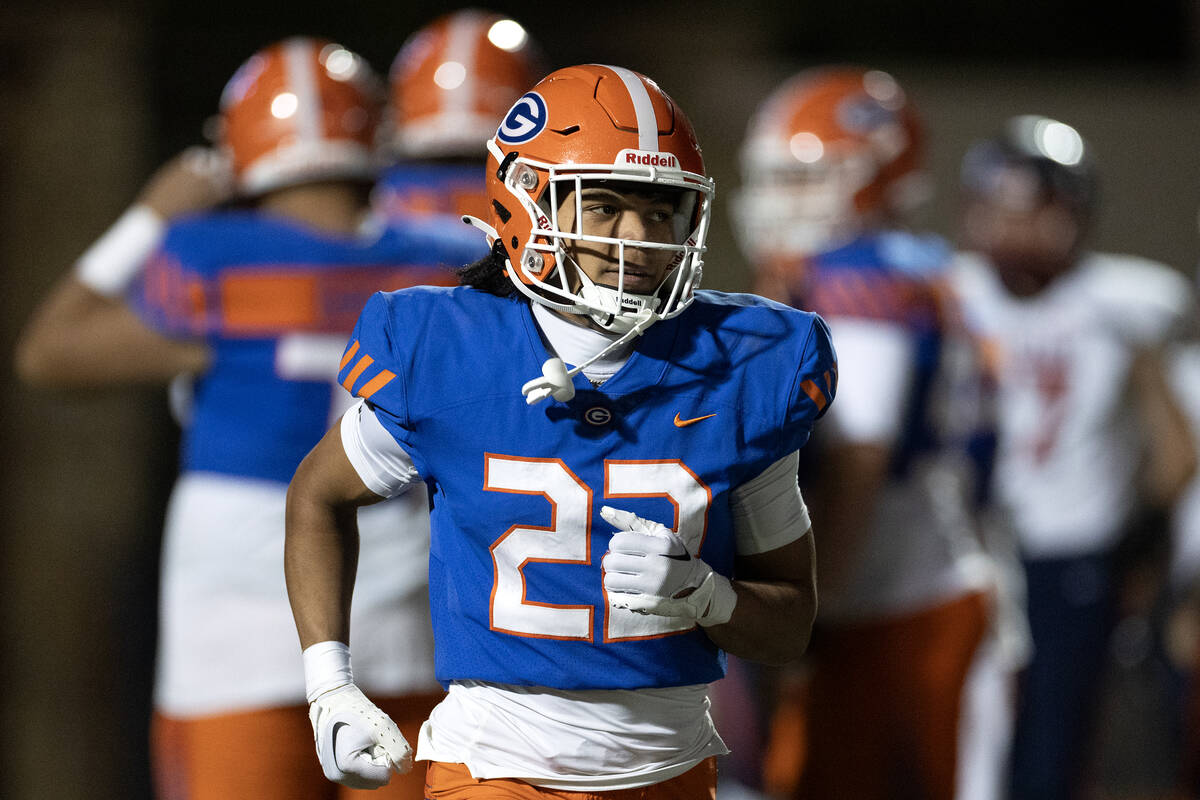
[374, 162, 490, 226]
[338, 287, 836, 690]
[133, 210, 481, 484]
[796, 231, 953, 476]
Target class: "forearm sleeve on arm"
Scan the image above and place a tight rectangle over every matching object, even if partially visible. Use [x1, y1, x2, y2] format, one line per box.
[730, 451, 810, 555]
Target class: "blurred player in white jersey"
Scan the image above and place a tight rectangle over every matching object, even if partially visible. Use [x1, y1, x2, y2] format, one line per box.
[951, 115, 1196, 800]
[14, 37, 480, 800]
[732, 65, 1012, 800]
[1165, 293, 1200, 797]
[374, 8, 543, 228]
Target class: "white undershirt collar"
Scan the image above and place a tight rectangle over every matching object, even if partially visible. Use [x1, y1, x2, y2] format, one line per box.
[530, 303, 634, 384]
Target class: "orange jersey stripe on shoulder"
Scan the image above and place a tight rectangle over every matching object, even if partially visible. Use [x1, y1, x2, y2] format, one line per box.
[340, 340, 361, 370]
[356, 369, 396, 400]
[341, 354, 374, 392]
[800, 378, 829, 411]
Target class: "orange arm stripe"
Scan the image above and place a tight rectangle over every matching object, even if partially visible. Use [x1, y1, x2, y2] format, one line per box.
[339, 340, 360, 370]
[341, 354, 374, 393]
[356, 370, 396, 400]
[800, 379, 829, 412]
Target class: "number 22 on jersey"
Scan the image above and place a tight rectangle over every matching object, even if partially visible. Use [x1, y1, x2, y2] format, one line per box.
[484, 454, 712, 642]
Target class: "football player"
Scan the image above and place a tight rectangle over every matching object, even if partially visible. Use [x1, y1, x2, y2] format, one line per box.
[285, 64, 836, 797]
[952, 114, 1197, 800]
[374, 8, 543, 225]
[1166, 323, 1200, 797]
[15, 37, 480, 800]
[732, 66, 1014, 800]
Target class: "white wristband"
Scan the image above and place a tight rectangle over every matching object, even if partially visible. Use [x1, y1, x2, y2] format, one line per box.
[74, 204, 166, 296]
[302, 640, 354, 703]
[698, 572, 737, 627]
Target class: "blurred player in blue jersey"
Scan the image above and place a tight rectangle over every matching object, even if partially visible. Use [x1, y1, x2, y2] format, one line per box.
[374, 8, 543, 228]
[285, 64, 836, 798]
[733, 67, 1015, 800]
[15, 37, 480, 800]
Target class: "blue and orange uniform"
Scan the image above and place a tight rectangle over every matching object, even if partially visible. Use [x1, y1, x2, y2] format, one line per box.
[135, 210, 479, 800]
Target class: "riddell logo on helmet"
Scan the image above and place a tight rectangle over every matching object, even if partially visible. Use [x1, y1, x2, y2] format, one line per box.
[617, 149, 680, 170]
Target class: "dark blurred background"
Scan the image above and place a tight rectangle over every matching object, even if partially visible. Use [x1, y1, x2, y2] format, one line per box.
[1, 1, 1197, 797]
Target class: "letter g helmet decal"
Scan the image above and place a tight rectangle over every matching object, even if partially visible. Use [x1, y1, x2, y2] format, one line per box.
[497, 91, 548, 144]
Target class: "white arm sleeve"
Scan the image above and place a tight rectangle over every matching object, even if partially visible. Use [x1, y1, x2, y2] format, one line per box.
[74, 205, 166, 296]
[823, 317, 917, 445]
[339, 399, 420, 498]
[730, 451, 810, 555]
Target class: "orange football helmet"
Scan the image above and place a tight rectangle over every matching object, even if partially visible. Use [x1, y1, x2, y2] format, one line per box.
[387, 9, 543, 158]
[466, 64, 714, 335]
[733, 66, 929, 261]
[219, 37, 382, 195]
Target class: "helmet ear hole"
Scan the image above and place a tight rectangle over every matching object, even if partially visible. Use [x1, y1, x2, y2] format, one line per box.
[492, 200, 512, 224]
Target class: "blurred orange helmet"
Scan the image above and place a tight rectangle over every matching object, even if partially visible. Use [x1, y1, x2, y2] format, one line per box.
[219, 37, 382, 195]
[388, 9, 542, 159]
[733, 66, 929, 260]
[467, 64, 714, 334]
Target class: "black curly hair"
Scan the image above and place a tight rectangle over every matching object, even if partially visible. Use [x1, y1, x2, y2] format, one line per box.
[457, 239, 518, 298]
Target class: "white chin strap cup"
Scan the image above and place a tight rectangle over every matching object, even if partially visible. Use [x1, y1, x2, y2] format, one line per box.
[520, 310, 661, 407]
[522, 358, 576, 405]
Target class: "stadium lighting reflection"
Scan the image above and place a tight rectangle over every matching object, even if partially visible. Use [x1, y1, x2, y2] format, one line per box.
[488, 19, 528, 51]
[433, 61, 467, 90]
[270, 92, 298, 119]
[789, 132, 825, 164]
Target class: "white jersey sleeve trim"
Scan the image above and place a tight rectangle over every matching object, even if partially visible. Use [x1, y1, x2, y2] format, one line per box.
[730, 451, 810, 555]
[823, 316, 917, 445]
[340, 399, 420, 498]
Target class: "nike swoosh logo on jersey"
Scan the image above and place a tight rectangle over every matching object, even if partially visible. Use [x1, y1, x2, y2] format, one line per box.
[673, 412, 716, 427]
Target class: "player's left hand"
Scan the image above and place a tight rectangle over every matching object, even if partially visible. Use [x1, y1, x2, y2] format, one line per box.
[308, 683, 412, 789]
[600, 505, 736, 626]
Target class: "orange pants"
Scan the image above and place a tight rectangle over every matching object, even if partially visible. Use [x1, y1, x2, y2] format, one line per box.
[423, 758, 717, 799]
[766, 591, 989, 800]
[152, 691, 445, 800]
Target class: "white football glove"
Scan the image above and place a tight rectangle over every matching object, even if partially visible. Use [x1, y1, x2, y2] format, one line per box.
[600, 505, 737, 626]
[308, 683, 412, 789]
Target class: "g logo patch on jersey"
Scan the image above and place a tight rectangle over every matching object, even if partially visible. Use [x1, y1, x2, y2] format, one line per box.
[497, 92, 548, 144]
[584, 406, 612, 426]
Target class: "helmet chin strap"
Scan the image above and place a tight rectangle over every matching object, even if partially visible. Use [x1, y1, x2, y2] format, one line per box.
[520, 308, 659, 406]
[519, 254, 663, 406]
[461, 214, 498, 244]
[462, 223, 670, 406]
[575, 271, 661, 335]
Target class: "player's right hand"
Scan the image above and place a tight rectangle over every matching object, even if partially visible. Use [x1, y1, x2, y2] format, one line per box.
[136, 147, 234, 220]
[308, 683, 413, 789]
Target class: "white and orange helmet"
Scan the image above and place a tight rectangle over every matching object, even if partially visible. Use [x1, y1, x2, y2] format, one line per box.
[219, 37, 382, 195]
[468, 64, 714, 335]
[387, 9, 542, 159]
[733, 66, 929, 260]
